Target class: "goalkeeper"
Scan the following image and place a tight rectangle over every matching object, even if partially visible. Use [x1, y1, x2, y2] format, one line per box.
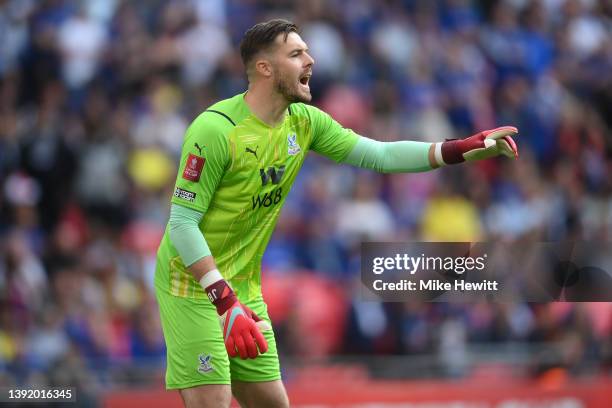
[155, 19, 518, 408]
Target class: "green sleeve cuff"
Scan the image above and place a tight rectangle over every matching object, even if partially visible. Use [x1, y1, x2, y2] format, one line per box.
[342, 136, 433, 173]
[168, 203, 211, 267]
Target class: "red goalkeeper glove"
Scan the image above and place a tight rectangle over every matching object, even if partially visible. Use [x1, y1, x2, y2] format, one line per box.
[201, 270, 269, 359]
[434, 126, 519, 165]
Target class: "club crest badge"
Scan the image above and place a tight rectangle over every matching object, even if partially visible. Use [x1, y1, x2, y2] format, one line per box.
[197, 354, 213, 374]
[287, 133, 301, 156]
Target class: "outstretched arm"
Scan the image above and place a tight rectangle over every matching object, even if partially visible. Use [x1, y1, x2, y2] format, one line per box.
[342, 126, 519, 173]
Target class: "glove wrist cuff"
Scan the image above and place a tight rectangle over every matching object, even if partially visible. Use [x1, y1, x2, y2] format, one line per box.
[441, 139, 466, 165]
[200, 270, 237, 316]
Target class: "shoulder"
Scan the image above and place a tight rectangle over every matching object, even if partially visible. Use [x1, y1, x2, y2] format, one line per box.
[289, 103, 335, 130]
[289, 102, 326, 119]
[204, 93, 250, 127]
[188, 94, 248, 139]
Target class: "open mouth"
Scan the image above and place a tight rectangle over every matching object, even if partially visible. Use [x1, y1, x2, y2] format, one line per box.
[299, 74, 311, 87]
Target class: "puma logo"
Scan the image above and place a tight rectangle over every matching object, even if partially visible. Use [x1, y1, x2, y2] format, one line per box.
[194, 143, 204, 156]
[245, 146, 259, 159]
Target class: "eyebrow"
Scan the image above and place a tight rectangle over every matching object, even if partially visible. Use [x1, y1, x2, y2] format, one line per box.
[289, 47, 309, 54]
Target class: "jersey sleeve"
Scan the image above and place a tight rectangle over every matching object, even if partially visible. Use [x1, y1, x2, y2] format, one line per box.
[306, 104, 360, 163]
[171, 112, 229, 213]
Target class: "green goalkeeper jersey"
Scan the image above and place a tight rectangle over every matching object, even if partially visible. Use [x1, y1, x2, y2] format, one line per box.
[156, 93, 359, 301]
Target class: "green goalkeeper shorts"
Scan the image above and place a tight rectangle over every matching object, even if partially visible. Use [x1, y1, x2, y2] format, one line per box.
[155, 282, 281, 389]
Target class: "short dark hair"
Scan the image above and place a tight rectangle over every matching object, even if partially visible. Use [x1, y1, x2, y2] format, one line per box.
[239, 19, 298, 68]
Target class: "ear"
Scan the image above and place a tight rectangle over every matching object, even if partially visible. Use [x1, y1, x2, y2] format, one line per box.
[254, 58, 273, 78]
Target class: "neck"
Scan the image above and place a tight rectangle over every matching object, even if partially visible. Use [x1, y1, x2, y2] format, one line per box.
[244, 83, 289, 127]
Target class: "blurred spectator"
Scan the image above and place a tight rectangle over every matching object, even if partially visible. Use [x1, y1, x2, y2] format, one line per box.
[57, 5, 108, 90]
[131, 78, 187, 155]
[335, 172, 395, 245]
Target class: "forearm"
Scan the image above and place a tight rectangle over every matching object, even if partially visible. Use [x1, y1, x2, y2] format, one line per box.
[168, 203, 216, 282]
[187, 255, 217, 282]
[342, 136, 438, 173]
[168, 203, 237, 314]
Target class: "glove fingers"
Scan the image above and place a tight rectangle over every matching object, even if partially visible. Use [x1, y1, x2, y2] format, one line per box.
[252, 325, 269, 354]
[234, 334, 248, 359]
[483, 126, 518, 140]
[225, 336, 238, 358]
[504, 135, 518, 157]
[497, 136, 518, 158]
[242, 329, 258, 359]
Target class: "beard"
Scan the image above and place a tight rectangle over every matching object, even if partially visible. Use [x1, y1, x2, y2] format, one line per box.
[274, 70, 312, 103]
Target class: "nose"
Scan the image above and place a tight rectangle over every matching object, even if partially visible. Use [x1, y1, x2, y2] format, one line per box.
[304, 51, 315, 67]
